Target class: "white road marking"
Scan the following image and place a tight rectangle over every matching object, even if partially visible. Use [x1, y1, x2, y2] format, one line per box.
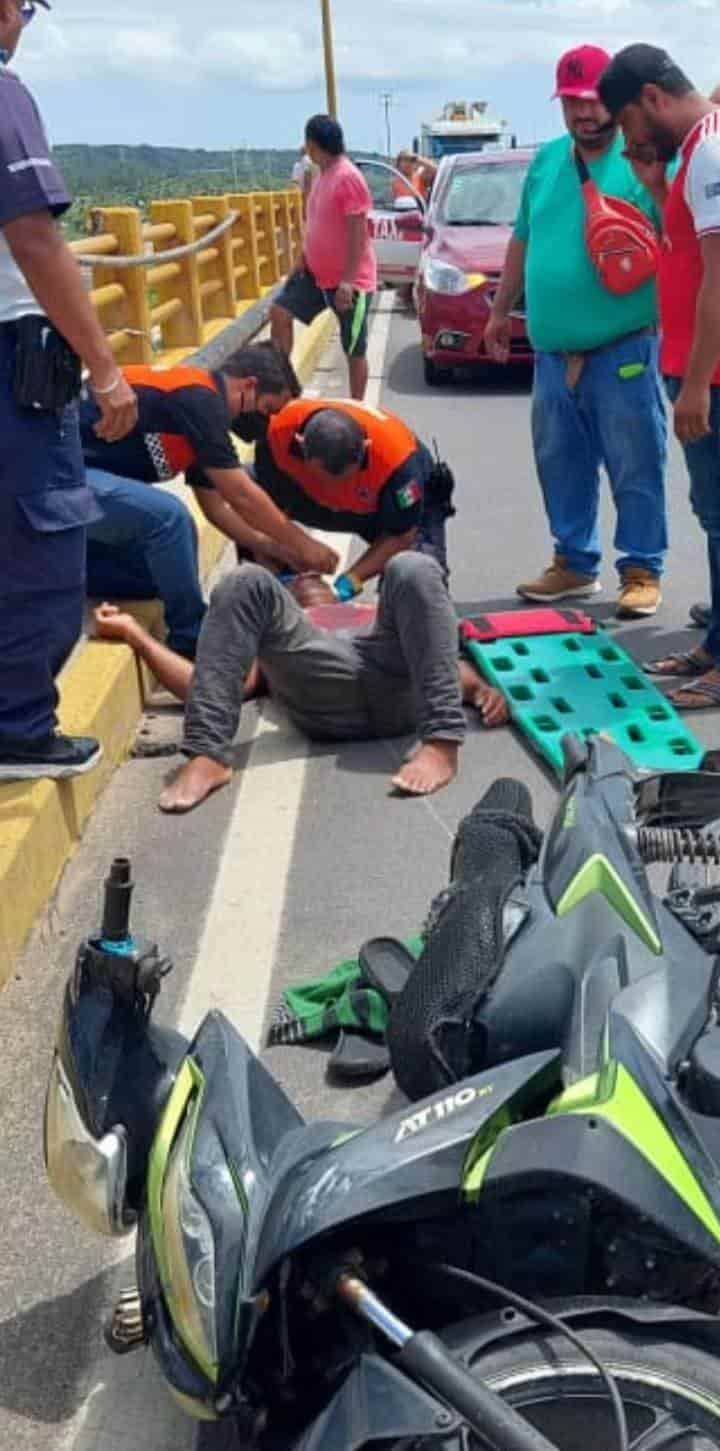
[179, 291, 396, 1050]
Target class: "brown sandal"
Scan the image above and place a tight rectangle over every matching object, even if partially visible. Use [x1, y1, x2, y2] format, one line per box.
[644, 650, 712, 678]
[665, 674, 720, 711]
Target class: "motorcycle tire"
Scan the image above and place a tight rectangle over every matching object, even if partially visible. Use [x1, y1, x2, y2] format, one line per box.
[430, 1316, 720, 1448]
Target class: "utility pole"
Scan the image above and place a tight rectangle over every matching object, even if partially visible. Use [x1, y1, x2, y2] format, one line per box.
[380, 91, 394, 158]
[320, 0, 338, 119]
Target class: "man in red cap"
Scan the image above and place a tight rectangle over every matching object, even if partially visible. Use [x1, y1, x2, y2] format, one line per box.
[486, 44, 668, 620]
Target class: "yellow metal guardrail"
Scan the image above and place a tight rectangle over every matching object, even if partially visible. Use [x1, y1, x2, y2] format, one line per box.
[69, 189, 304, 365]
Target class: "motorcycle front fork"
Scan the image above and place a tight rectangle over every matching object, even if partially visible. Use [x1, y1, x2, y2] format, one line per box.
[335, 1272, 558, 1451]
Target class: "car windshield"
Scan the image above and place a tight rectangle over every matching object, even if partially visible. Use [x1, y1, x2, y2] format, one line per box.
[439, 160, 529, 226]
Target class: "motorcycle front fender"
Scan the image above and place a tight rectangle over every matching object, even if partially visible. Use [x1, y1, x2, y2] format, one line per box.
[289, 1353, 461, 1451]
[441, 1296, 720, 1362]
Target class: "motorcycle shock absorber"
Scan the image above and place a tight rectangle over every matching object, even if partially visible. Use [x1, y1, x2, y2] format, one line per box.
[633, 826, 720, 866]
[335, 1274, 558, 1451]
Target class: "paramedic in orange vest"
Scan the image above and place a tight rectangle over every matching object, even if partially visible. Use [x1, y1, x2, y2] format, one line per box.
[252, 398, 454, 599]
[80, 344, 339, 658]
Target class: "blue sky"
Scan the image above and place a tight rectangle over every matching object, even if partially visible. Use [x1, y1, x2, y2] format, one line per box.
[16, 1, 720, 155]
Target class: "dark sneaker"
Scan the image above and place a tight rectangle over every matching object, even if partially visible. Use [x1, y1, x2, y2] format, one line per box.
[0, 734, 102, 782]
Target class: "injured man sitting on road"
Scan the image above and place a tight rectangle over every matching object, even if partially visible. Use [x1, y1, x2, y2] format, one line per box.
[95, 555, 508, 813]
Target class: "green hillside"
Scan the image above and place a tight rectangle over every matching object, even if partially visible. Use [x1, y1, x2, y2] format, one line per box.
[56, 142, 383, 236]
[56, 143, 299, 234]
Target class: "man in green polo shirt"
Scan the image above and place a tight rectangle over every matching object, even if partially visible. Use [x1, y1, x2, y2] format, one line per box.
[486, 44, 668, 619]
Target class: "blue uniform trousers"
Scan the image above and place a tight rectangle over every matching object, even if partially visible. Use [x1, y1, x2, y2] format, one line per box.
[0, 325, 99, 743]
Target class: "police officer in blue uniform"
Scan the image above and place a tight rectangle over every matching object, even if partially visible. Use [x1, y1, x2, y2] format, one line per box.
[0, 0, 137, 781]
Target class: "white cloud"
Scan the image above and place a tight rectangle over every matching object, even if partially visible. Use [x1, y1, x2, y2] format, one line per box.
[16, 1, 720, 99]
[14, 0, 720, 136]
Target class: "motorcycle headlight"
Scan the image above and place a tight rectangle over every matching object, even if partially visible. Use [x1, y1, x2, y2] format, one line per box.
[150, 1065, 218, 1384]
[423, 258, 487, 295]
[44, 1053, 133, 1238]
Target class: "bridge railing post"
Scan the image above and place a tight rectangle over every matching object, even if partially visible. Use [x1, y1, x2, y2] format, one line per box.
[275, 191, 292, 278]
[85, 206, 153, 364]
[285, 190, 304, 265]
[148, 200, 204, 353]
[254, 191, 281, 287]
[227, 193, 262, 303]
[191, 195, 237, 328]
[270, 192, 287, 279]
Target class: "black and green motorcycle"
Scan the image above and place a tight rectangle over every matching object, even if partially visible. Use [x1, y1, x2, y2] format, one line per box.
[44, 737, 720, 1451]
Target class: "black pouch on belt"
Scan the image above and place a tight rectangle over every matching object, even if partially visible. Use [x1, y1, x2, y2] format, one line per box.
[12, 314, 82, 411]
[427, 457, 457, 518]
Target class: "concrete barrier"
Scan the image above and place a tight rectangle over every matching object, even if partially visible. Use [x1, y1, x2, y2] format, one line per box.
[0, 308, 337, 989]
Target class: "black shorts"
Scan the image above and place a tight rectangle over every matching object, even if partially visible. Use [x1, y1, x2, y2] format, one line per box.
[275, 269, 372, 358]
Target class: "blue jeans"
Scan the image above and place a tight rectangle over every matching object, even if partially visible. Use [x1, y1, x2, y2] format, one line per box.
[86, 470, 206, 657]
[665, 377, 720, 663]
[532, 332, 668, 579]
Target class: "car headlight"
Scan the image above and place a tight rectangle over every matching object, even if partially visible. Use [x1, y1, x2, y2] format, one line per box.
[44, 1053, 133, 1238]
[423, 258, 487, 295]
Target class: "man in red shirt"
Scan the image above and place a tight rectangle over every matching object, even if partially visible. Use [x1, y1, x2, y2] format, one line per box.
[600, 47, 720, 710]
[271, 114, 376, 400]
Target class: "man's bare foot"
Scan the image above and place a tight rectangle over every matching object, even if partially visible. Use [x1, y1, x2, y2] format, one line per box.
[391, 740, 459, 797]
[94, 602, 138, 644]
[458, 659, 509, 727]
[158, 755, 232, 814]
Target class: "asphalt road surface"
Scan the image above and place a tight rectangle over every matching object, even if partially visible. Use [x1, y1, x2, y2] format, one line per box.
[1, 294, 717, 1451]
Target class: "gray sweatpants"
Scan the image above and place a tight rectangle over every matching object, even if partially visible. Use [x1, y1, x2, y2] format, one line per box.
[182, 553, 466, 764]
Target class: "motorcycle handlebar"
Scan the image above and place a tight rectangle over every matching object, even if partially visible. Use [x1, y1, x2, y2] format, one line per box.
[397, 1330, 559, 1451]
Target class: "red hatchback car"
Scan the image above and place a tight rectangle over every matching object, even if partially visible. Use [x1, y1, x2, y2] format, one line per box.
[414, 148, 534, 384]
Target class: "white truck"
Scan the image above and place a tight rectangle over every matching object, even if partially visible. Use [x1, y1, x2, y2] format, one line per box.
[415, 101, 510, 161]
[363, 102, 513, 288]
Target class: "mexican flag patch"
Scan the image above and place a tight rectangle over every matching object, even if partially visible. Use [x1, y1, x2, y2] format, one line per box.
[396, 481, 422, 509]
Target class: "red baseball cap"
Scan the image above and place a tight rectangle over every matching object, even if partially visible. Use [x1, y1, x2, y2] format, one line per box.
[553, 45, 612, 100]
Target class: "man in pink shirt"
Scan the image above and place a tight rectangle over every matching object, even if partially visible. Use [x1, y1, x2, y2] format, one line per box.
[271, 115, 377, 399]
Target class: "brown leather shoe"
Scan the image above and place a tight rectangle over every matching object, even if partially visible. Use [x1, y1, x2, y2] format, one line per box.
[517, 556, 601, 602]
[617, 567, 662, 619]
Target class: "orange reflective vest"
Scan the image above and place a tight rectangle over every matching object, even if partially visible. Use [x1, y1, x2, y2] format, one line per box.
[391, 167, 428, 202]
[265, 399, 418, 516]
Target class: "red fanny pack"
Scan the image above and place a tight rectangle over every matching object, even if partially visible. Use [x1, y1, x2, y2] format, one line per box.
[576, 150, 660, 296]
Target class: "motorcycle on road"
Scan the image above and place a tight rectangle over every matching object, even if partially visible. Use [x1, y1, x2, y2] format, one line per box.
[45, 738, 720, 1450]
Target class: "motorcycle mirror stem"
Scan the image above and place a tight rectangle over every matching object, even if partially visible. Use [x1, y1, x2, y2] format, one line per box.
[77, 857, 171, 1008]
[336, 1275, 559, 1451]
[101, 857, 135, 945]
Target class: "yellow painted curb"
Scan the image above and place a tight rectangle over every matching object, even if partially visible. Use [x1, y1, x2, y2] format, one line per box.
[0, 308, 337, 989]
